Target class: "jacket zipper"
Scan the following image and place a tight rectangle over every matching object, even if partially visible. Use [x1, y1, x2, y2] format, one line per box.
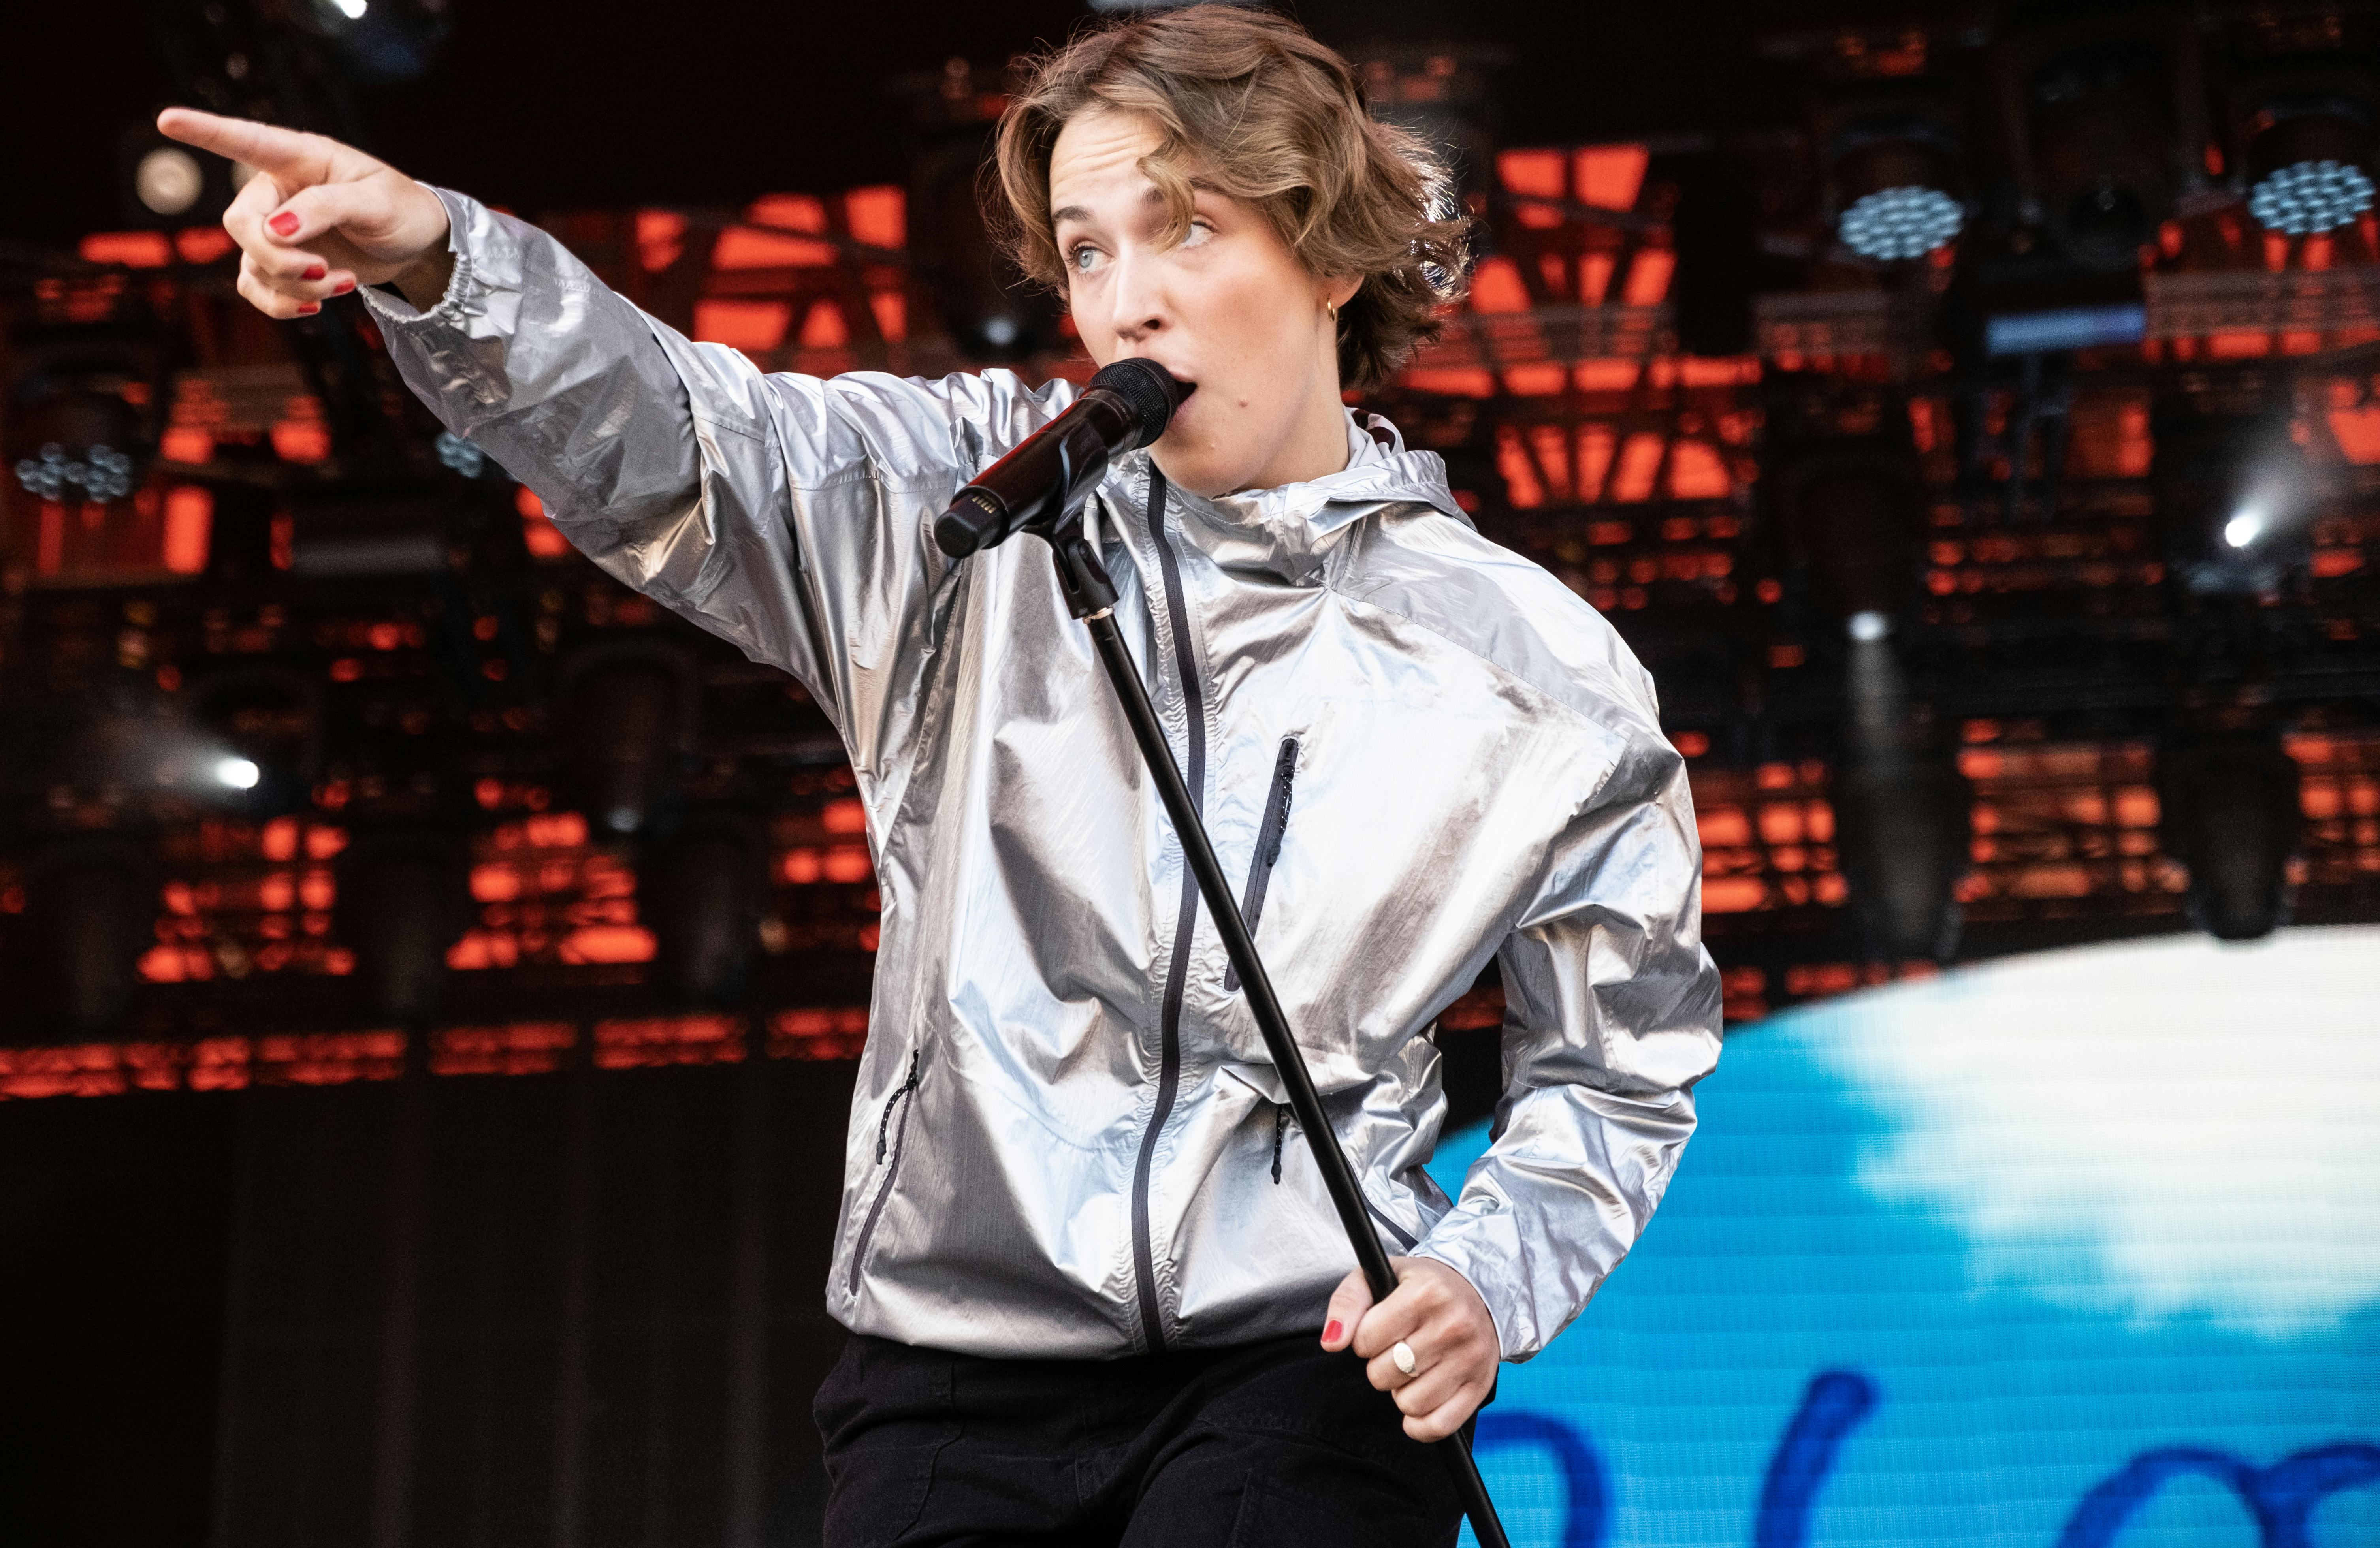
[847, 1047, 922, 1296]
[1224, 737, 1299, 994]
[1131, 465, 1200, 1355]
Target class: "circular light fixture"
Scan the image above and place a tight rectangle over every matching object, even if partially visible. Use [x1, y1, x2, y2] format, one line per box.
[1839, 186, 1965, 261]
[1847, 609, 1892, 642]
[215, 756, 262, 790]
[2247, 159, 2376, 235]
[2223, 511, 2264, 549]
[135, 146, 205, 218]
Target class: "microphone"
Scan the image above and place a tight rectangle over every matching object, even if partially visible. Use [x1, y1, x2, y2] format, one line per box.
[934, 358, 1190, 559]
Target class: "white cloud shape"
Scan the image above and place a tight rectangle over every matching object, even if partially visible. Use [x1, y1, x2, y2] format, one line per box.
[1790, 925, 2380, 1339]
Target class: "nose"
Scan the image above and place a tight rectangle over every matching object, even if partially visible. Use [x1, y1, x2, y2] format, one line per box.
[1107, 250, 1168, 350]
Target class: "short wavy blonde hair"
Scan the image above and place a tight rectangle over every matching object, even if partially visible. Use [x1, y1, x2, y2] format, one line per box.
[992, 6, 1470, 392]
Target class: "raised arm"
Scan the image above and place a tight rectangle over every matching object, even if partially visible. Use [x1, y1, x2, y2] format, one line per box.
[162, 108, 1069, 758]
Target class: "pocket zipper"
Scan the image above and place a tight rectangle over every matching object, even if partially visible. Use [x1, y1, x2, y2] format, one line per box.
[847, 1048, 922, 1296]
[1224, 737, 1300, 993]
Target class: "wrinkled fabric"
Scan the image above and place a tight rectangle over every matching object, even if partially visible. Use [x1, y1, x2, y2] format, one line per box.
[364, 188, 1723, 1363]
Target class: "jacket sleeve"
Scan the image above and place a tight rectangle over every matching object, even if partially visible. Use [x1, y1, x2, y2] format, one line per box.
[1410, 726, 1724, 1362]
[360, 186, 1070, 769]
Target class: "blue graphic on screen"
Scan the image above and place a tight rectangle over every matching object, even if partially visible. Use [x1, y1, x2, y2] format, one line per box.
[1429, 926, 2380, 1548]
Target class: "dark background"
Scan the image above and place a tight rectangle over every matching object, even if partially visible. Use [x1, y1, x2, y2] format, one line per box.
[0, 0, 1935, 246]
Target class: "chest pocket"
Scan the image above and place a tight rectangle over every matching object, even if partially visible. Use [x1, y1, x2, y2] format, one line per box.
[1224, 735, 1299, 993]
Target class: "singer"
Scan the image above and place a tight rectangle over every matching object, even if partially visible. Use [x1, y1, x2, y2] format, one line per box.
[165, 7, 1722, 1542]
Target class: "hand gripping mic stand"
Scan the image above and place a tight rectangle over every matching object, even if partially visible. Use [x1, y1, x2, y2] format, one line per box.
[946, 372, 1509, 1548]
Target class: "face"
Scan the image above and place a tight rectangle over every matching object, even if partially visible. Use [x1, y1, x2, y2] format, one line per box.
[1048, 108, 1358, 498]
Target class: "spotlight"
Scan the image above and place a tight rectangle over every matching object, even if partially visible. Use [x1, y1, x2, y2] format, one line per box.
[2159, 732, 2301, 942]
[2236, 60, 2380, 239]
[186, 667, 322, 818]
[1847, 609, 1891, 642]
[1839, 184, 1965, 262]
[134, 146, 206, 218]
[2151, 397, 2315, 596]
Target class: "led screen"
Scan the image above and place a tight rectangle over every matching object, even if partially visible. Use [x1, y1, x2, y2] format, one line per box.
[1431, 925, 2380, 1548]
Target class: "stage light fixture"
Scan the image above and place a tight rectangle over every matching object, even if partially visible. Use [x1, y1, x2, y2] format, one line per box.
[214, 756, 263, 791]
[2248, 156, 2375, 235]
[1994, 11, 2205, 273]
[186, 667, 322, 818]
[2158, 732, 2301, 942]
[1838, 184, 1965, 261]
[2236, 63, 2380, 238]
[2151, 397, 2315, 596]
[135, 146, 207, 218]
[1847, 609, 1891, 642]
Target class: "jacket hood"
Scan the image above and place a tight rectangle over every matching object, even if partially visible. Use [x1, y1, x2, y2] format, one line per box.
[1119, 408, 1471, 584]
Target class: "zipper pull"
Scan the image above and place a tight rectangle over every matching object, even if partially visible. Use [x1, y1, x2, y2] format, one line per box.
[1272, 1102, 1290, 1184]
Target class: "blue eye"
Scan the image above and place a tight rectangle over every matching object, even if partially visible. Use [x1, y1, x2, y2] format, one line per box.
[1069, 245, 1103, 275]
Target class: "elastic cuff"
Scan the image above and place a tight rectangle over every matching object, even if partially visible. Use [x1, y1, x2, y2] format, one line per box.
[357, 186, 481, 329]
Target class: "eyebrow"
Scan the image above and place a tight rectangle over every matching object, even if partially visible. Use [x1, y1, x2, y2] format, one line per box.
[1052, 184, 1205, 227]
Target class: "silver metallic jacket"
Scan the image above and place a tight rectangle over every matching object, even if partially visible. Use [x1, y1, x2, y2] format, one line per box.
[366, 190, 1723, 1363]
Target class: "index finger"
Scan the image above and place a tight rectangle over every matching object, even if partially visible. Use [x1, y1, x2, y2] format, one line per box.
[156, 109, 333, 182]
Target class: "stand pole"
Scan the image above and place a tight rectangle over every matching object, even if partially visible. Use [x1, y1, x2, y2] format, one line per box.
[1032, 516, 1510, 1548]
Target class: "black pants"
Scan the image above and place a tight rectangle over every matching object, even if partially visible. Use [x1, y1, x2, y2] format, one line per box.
[813, 1330, 1477, 1547]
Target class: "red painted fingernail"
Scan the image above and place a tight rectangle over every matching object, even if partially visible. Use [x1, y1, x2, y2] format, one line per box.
[269, 212, 299, 237]
[299, 302, 321, 315]
[302, 263, 326, 281]
[1323, 1320, 1343, 1344]
[332, 277, 354, 295]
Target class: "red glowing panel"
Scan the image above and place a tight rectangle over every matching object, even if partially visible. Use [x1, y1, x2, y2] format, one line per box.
[822, 846, 873, 884]
[845, 185, 906, 249]
[1470, 256, 1531, 314]
[559, 924, 655, 964]
[822, 798, 869, 835]
[714, 226, 835, 269]
[1578, 253, 1616, 306]
[1503, 364, 1566, 396]
[798, 300, 850, 349]
[470, 863, 523, 902]
[1620, 249, 1675, 307]
[2207, 331, 2272, 359]
[1574, 146, 1648, 213]
[2328, 406, 2380, 464]
[81, 231, 172, 267]
[769, 1006, 871, 1061]
[271, 419, 331, 463]
[1703, 876, 1767, 913]
[1401, 367, 1496, 398]
[2314, 548, 2365, 577]
[161, 427, 214, 463]
[176, 226, 236, 265]
[1678, 357, 1759, 386]
[1527, 424, 1573, 502]
[637, 210, 685, 271]
[1574, 426, 1617, 503]
[1495, 425, 1546, 508]
[1609, 433, 1665, 502]
[1497, 149, 1566, 199]
[1698, 807, 1753, 848]
[1667, 440, 1730, 499]
[162, 486, 212, 574]
[593, 1015, 746, 1070]
[431, 1022, 576, 1078]
[694, 299, 792, 351]
[256, 1031, 405, 1087]
[869, 291, 908, 343]
[749, 192, 828, 232]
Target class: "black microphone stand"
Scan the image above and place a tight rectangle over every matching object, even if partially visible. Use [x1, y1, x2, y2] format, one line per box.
[1024, 492, 1513, 1548]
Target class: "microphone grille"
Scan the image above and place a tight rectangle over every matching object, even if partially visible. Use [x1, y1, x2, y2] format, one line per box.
[1087, 358, 1187, 447]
